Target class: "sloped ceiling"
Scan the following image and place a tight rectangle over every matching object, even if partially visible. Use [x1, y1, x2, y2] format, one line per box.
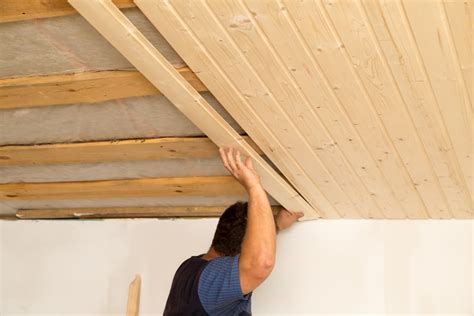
[0, 0, 472, 219]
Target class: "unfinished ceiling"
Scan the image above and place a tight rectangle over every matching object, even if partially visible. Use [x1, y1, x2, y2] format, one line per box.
[0, 0, 472, 219]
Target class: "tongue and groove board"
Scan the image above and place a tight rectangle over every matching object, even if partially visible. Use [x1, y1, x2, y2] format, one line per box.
[68, 0, 319, 220]
[135, 0, 472, 219]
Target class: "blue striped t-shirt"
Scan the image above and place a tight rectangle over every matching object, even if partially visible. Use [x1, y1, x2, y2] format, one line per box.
[198, 255, 252, 315]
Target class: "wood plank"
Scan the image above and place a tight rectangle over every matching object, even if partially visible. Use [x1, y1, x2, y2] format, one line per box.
[16, 206, 229, 219]
[281, 0, 426, 218]
[402, 0, 472, 204]
[126, 275, 141, 316]
[443, 0, 472, 106]
[0, 0, 136, 23]
[15, 205, 282, 219]
[362, 0, 471, 218]
[0, 136, 260, 166]
[0, 68, 206, 109]
[322, 0, 451, 218]
[0, 214, 17, 220]
[0, 176, 245, 200]
[68, 0, 319, 220]
[204, 0, 372, 218]
[136, 0, 341, 218]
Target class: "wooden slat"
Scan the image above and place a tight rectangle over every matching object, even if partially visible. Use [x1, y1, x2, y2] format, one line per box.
[67, 0, 320, 220]
[0, 0, 135, 23]
[0, 176, 245, 200]
[16, 206, 229, 219]
[443, 0, 472, 106]
[322, 0, 452, 218]
[15, 205, 282, 219]
[0, 68, 206, 109]
[126, 275, 141, 316]
[362, 0, 471, 219]
[0, 214, 17, 220]
[0, 136, 260, 166]
[402, 0, 472, 206]
[136, 0, 340, 218]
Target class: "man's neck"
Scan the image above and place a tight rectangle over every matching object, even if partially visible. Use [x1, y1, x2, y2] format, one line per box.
[201, 247, 221, 261]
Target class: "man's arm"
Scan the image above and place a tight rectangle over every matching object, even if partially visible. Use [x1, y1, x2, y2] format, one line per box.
[219, 148, 302, 294]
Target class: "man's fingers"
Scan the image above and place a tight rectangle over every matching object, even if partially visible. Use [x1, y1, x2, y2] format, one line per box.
[294, 212, 305, 219]
[219, 148, 233, 174]
[226, 147, 238, 171]
[219, 148, 229, 167]
[219, 148, 230, 168]
[235, 150, 244, 169]
[244, 156, 254, 170]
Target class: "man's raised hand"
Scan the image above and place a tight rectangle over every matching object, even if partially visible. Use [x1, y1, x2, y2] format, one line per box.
[219, 147, 261, 192]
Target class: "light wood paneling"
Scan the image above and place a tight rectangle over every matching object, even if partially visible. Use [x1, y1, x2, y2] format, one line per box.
[68, 0, 319, 219]
[0, 176, 245, 200]
[362, 0, 471, 218]
[0, 68, 206, 109]
[321, 0, 450, 218]
[133, 0, 471, 219]
[0, 136, 260, 166]
[402, 0, 472, 212]
[280, 0, 426, 219]
[242, 0, 401, 219]
[0, 0, 135, 23]
[204, 0, 374, 218]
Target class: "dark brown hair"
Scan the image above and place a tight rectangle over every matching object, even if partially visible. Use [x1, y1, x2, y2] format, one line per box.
[211, 201, 248, 256]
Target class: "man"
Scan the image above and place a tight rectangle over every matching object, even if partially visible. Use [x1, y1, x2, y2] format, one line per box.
[164, 148, 303, 315]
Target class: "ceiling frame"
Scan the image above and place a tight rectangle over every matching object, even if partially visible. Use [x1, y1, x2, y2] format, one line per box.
[67, 0, 319, 220]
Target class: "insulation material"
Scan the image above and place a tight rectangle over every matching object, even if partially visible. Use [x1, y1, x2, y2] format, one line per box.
[0, 158, 228, 183]
[0, 8, 184, 78]
[0, 93, 243, 145]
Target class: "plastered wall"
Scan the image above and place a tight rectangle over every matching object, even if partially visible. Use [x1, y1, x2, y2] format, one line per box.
[1, 219, 472, 315]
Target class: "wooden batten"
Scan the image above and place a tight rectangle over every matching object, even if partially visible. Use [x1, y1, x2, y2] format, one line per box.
[0, 176, 246, 200]
[16, 206, 282, 219]
[16, 206, 227, 219]
[0, 68, 206, 109]
[0, 0, 135, 23]
[0, 136, 261, 166]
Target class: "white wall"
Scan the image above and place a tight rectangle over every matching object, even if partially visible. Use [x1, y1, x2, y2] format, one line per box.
[1, 219, 472, 315]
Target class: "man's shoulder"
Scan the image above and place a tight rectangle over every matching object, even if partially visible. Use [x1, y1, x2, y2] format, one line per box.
[176, 254, 208, 272]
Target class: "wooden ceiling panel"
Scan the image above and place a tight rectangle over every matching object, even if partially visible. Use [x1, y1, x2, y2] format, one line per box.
[134, 0, 471, 219]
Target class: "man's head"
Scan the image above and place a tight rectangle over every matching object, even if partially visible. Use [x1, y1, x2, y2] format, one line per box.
[211, 201, 248, 256]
